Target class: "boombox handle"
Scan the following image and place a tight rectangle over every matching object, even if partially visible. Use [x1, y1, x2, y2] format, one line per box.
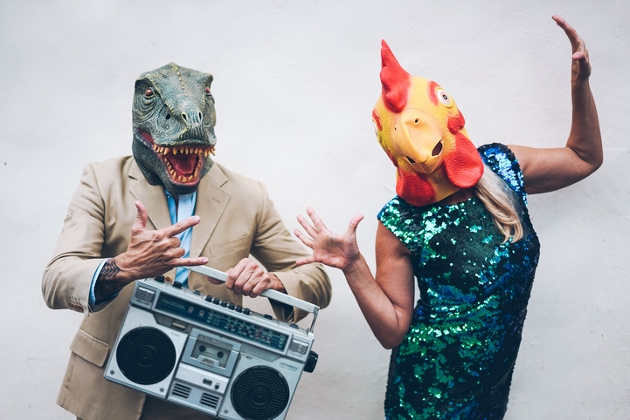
[186, 265, 320, 334]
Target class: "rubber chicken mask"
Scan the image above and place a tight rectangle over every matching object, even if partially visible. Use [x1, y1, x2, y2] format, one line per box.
[372, 41, 484, 207]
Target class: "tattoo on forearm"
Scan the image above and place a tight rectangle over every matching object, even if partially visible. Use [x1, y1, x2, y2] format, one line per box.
[99, 259, 121, 280]
[94, 259, 124, 302]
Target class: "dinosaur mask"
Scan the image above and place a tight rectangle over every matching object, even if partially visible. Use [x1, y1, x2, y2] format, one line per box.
[372, 41, 483, 207]
[132, 63, 217, 196]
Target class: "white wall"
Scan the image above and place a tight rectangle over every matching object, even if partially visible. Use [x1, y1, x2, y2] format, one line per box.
[1, 0, 628, 418]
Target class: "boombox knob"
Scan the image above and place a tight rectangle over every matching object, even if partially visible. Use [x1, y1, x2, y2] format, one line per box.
[304, 350, 318, 373]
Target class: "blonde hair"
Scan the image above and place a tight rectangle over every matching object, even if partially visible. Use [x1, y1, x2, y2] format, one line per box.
[473, 166, 523, 243]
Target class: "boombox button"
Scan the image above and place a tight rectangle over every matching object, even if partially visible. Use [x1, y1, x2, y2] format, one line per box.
[173, 281, 183, 289]
[220, 301, 228, 307]
[289, 323, 299, 329]
[243, 308, 251, 315]
[228, 303, 235, 310]
[235, 306, 243, 313]
[212, 297, 220, 304]
[204, 295, 213, 302]
[264, 314, 273, 320]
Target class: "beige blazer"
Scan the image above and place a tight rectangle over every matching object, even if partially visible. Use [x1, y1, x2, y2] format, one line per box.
[42, 156, 331, 420]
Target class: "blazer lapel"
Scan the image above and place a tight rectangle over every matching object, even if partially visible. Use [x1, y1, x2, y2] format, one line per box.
[128, 162, 172, 230]
[190, 164, 231, 258]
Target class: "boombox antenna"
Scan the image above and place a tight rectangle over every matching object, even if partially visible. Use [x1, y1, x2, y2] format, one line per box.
[186, 265, 320, 333]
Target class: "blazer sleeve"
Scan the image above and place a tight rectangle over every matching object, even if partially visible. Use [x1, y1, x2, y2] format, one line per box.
[250, 183, 332, 322]
[42, 162, 110, 316]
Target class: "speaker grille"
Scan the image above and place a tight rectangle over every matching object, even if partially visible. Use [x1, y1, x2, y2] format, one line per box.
[171, 382, 192, 399]
[116, 327, 176, 385]
[231, 366, 290, 420]
[200, 392, 220, 408]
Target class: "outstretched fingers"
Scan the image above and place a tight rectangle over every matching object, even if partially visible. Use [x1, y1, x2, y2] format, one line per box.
[306, 207, 330, 233]
[296, 216, 317, 245]
[131, 201, 149, 234]
[174, 256, 209, 266]
[553, 15, 581, 50]
[163, 215, 201, 238]
[295, 207, 328, 246]
[552, 15, 591, 78]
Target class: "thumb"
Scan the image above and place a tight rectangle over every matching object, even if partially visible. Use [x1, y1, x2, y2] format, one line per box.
[132, 201, 149, 233]
[347, 214, 364, 235]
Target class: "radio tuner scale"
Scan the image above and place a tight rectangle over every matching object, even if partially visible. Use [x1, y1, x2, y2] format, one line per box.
[104, 268, 319, 420]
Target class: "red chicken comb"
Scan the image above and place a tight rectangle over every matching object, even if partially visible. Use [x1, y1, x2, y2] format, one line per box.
[380, 40, 410, 113]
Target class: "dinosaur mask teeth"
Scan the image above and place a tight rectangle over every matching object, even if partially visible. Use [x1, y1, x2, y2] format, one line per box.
[152, 144, 216, 157]
[152, 144, 214, 184]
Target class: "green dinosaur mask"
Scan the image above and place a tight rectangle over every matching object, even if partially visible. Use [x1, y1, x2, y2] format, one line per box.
[132, 63, 217, 196]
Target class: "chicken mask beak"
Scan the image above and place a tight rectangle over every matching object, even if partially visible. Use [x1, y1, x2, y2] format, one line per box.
[391, 108, 444, 174]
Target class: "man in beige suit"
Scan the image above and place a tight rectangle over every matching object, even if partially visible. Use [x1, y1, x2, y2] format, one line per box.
[42, 63, 331, 420]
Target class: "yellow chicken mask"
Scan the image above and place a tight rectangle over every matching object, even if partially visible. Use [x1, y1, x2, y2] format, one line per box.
[372, 40, 484, 207]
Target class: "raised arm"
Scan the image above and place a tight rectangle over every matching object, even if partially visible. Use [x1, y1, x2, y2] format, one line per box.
[296, 208, 415, 348]
[510, 15, 602, 194]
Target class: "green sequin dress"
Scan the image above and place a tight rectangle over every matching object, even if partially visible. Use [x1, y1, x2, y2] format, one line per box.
[378, 144, 540, 419]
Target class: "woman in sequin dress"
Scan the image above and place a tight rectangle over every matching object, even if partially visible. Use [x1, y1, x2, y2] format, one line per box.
[295, 16, 602, 420]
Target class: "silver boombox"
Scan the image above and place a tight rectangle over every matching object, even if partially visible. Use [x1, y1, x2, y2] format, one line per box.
[104, 266, 319, 420]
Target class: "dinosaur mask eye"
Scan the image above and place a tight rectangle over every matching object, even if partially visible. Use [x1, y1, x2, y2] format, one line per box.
[437, 89, 452, 107]
[145, 88, 154, 97]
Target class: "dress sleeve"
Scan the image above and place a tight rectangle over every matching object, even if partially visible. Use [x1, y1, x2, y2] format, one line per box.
[377, 197, 423, 254]
[478, 143, 527, 199]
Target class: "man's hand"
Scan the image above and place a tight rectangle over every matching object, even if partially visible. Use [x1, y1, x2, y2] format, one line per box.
[94, 201, 208, 302]
[207, 258, 286, 298]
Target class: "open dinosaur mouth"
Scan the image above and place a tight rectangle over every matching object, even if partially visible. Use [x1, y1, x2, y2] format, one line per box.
[152, 144, 215, 184]
[136, 129, 215, 184]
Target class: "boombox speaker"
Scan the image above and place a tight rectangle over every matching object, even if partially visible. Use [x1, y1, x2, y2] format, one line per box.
[104, 266, 319, 420]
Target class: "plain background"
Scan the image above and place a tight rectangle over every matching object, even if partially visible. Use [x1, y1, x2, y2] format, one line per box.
[1, 0, 628, 419]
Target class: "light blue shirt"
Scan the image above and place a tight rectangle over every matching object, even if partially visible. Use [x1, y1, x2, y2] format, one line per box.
[89, 190, 197, 307]
[164, 190, 197, 287]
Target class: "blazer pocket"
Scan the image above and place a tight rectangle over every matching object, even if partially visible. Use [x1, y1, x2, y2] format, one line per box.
[210, 234, 252, 258]
[69, 328, 110, 368]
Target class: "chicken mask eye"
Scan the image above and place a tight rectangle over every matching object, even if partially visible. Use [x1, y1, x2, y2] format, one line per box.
[437, 89, 452, 106]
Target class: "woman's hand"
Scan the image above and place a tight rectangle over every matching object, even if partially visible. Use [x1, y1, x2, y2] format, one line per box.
[294, 207, 364, 272]
[552, 15, 591, 83]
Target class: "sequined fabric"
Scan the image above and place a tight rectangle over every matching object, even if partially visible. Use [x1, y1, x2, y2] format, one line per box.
[378, 144, 540, 419]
